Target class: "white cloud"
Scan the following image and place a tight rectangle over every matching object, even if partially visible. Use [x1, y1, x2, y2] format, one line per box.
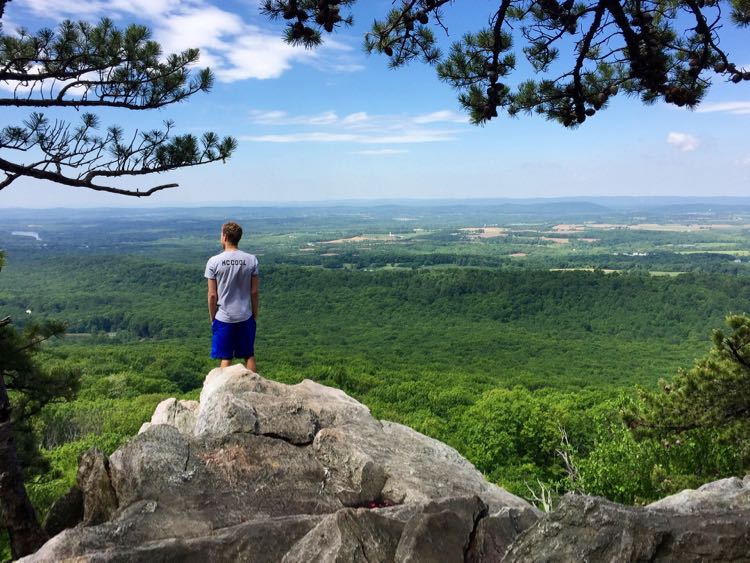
[413, 110, 469, 124]
[7, 1, 362, 83]
[695, 101, 750, 115]
[342, 112, 369, 125]
[0, 14, 22, 33]
[738, 155, 750, 167]
[240, 132, 358, 143]
[153, 6, 317, 81]
[250, 108, 463, 129]
[361, 131, 457, 144]
[306, 111, 340, 125]
[215, 31, 316, 81]
[155, 5, 245, 53]
[320, 61, 367, 73]
[249, 110, 289, 124]
[244, 108, 466, 145]
[355, 149, 409, 155]
[667, 132, 700, 152]
[16, 0, 184, 19]
[241, 129, 456, 144]
[250, 110, 342, 126]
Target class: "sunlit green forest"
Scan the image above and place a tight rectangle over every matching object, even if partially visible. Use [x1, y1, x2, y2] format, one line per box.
[1, 200, 750, 537]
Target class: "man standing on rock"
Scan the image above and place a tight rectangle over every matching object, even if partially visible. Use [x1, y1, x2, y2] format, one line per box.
[205, 221, 260, 372]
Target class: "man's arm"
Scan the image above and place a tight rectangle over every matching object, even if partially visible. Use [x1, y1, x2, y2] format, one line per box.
[251, 275, 260, 320]
[207, 278, 218, 322]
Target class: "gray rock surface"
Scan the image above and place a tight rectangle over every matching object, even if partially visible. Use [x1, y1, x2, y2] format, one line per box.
[77, 448, 118, 526]
[139, 397, 199, 436]
[23, 364, 748, 562]
[394, 496, 487, 563]
[465, 506, 539, 563]
[313, 427, 387, 506]
[283, 508, 405, 563]
[647, 475, 750, 514]
[21, 365, 536, 562]
[505, 493, 750, 563]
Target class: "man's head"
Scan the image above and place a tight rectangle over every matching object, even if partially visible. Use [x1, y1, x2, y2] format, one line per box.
[221, 222, 243, 248]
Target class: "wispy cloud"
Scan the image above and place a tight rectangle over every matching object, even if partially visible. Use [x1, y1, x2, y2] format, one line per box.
[244, 108, 466, 145]
[13, 0, 184, 20]
[250, 110, 342, 126]
[696, 101, 750, 115]
[355, 149, 409, 156]
[241, 132, 358, 143]
[7, 0, 362, 82]
[342, 112, 369, 125]
[362, 131, 457, 144]
[667, 132, 700, 152]
[249, 108, 469, 130]
[413, 110, 469, 124]
[241, 130, 456, 144]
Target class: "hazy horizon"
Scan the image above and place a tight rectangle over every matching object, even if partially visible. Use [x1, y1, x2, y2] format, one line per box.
[3, 194, 750, 209]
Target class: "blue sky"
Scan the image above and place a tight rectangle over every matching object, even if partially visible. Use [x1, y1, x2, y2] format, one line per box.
[1, 0, 749, 207]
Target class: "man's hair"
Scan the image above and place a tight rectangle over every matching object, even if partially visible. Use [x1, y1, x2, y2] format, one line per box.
[222, 222, 243, 246]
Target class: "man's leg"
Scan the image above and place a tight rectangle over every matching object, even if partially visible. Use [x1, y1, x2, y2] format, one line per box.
[237, 317, 257, 372]
[212, 320, 234, 368]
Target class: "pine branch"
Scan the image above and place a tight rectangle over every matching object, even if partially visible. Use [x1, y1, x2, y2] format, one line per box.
[0, 111, 237, 196]
[0, 157, 178, 196]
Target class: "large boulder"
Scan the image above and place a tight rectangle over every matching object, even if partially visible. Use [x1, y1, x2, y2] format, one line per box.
[393, 496, 487, 563]
[282, 507, 406, 563]
[20, 365, 750, 562]
[22, 365, 537, 562]
[77, 448, 117, 526]
[139, 397, 199, 435]
[647, 475, 750, 513]
[504, 493, 750, 562]
[465, 506, 540, 563]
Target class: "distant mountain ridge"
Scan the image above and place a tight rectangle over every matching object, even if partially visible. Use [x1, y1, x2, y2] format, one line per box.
[6, 195, 750, 214]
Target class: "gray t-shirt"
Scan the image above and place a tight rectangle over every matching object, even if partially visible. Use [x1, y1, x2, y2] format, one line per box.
[204, 250, 259, 323]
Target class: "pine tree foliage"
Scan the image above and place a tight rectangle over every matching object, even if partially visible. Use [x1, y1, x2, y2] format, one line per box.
[624, 314, 750, 464]
[268, 0, 750, 125]
[0, 251, 81, 559]
[0, 10, 237, 196]
[0, 320, 80, 429]
[261, 0, 356, 47]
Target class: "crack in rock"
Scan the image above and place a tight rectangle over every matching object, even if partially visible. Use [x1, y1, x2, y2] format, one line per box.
[463, 504, 489, 562]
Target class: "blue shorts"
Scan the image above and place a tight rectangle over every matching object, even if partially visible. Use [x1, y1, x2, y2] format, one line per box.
[211, 317, 256, 360]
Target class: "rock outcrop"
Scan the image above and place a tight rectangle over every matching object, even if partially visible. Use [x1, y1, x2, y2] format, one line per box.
[22, 366, 536, 562]
[505, 489, 750, 562]
[21, 365, 750, 562]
